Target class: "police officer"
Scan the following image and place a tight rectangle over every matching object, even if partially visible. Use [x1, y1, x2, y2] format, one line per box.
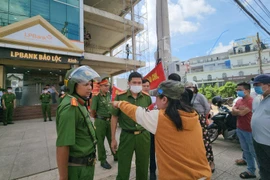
[40, 88, 52, 122]
[2, 87, 16, 126]
[56, 65, 100, 180]
[111, 72, 152, 180]
[91, 77, 117, 169]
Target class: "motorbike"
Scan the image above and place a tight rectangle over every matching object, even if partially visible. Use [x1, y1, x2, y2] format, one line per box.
[208, 96, 238, 143]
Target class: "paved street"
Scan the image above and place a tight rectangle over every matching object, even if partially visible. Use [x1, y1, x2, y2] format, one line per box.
[0, 118, 260, 180]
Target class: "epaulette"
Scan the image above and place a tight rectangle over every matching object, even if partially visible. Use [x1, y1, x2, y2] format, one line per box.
[70, 97, 78, 106]
[117, 90, 127, 95]
[142, 91, 150, 96]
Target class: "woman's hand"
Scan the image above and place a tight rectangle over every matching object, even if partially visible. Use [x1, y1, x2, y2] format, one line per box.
[111, 101, 121, 108]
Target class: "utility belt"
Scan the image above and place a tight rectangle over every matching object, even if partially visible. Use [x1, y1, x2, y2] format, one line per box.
[96, 115, 111, 121]
[122, 129, 145, 135]
[68, 153, 96, 166]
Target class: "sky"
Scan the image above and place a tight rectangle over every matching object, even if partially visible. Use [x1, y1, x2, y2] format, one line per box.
[145, 0, 270, 65]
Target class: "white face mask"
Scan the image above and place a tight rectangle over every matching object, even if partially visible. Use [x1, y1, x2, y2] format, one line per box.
[61, 91, 65, 94]
[44, 90, 48, 94]
[130, 85, 142, 94]
[7, 89, 12, 93]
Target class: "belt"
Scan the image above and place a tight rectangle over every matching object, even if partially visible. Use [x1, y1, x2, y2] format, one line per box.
[68, 153, 96, 166]
[96, 115, 111, 121]
[122, 129, 145, 135]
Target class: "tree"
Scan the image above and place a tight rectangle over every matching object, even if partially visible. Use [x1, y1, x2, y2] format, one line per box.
[219, 82, 237, 98]
[199, 82, 237, 100]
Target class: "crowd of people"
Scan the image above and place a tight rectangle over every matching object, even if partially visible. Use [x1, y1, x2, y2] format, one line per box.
[3, 65, 269, 180]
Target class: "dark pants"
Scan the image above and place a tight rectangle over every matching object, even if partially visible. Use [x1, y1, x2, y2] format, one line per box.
[253, 139, 270, 180]
[150, 133, 156, 174]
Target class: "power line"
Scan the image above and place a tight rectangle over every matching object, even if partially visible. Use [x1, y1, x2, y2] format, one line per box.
[258, 0, 270, 17]
[243, 0, 270, 28]
[254, 0, 270, 19]
[233, 0, 270, 36]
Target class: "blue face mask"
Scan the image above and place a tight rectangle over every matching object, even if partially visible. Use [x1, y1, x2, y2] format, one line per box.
[254, 86, 263, 95]
[237, 91, 245, 97]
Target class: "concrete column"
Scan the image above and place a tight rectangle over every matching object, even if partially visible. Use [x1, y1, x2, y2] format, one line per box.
[110, 50, 113, 57]
[0, 65, 5, 89]
[131, 5, 136, 60]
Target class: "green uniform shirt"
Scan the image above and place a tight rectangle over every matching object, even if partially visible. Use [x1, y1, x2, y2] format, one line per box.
[2, 93, 16, 106]
[56, 94, 97, 157]
[39, 93, 51, 103]
[91, 91, 111, 118]
[111, 90, 152, 131]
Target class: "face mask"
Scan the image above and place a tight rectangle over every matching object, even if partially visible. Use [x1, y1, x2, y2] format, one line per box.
[130, 85, 142, 94]
[237, 91, 245, 97]
[44, 90, 48, 94]
[254, 86, 263, 95]
[61, 91, 65, 94]
[7, 89, 12, 93]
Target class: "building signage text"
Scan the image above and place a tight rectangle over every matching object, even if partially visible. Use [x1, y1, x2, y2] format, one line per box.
[0, 47, 80, 64]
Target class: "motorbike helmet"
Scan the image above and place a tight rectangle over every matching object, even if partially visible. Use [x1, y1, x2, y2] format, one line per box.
[184, 81, 198, 88]
[212, 96, 223, 107]
[64, 65, 100, 94]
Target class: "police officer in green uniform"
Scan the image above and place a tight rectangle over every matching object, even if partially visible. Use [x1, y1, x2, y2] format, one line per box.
[40, 88, 52, 122]
[91, 77, 117, 169]
[111, 72, 152, 180]
[56, 65, 100, 180]
[2, 87, 16, 126]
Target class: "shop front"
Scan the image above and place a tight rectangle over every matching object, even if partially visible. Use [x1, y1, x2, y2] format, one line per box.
[0, 16, 83, 120]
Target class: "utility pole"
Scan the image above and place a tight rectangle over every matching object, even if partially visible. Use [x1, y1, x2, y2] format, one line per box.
[156, 0, 172, 78]
[257, 32, 263, 74]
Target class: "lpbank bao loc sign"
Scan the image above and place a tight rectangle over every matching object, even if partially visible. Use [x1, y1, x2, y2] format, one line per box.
[0, 47, 80, 64]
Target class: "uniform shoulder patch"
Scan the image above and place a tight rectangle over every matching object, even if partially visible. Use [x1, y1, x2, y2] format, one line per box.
[142, 91, 150, 96]
[117, 90, 127, 95]
[70, 97, 78, 106]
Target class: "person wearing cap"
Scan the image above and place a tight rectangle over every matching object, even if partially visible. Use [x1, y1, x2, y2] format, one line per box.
[56, 65, 100, 180]
[91, 77, 117, 169]
[111, 80, 211, 180]
[251, 74, 270, 180]
[2, 87, 16, 126]
[40, 87, 52, 122]
[110, 72, 152, 180]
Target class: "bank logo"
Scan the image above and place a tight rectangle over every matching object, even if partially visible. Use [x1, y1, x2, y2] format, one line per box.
[24, 32, 53, 41]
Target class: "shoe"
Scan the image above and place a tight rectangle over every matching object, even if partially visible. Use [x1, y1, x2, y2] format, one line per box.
[101, 161, 112, 169]
[3, 123, 7, 126]
[44, 120, 47, 122]
[235, 159, 247, 166]
[7, 122, 14, 124]
[210, 162, 215, 173]
[150, 173, 157, 180]
[49, 119, 52, 121]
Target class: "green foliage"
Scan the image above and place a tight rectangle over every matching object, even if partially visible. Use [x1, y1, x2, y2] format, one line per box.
[199, 82, 237, 100]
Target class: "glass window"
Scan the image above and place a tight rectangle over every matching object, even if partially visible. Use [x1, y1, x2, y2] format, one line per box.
[0, 0, 8, 26]
[176, 64, 180, 71]
[9, 0, 30, 24]
[222, 73, 227, 78]
[31, 0, 50, 20]
[67, 6, 79, 40]
[207, 75, 212, 81]
[193, 76, 197, 82]
[239, 71, 244, 76]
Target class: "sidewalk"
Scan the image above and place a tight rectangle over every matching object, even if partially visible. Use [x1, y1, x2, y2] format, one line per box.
[0, 118, 260, 180]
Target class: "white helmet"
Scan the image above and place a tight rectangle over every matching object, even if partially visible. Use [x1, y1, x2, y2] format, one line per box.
[184, 81, 198, 88]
